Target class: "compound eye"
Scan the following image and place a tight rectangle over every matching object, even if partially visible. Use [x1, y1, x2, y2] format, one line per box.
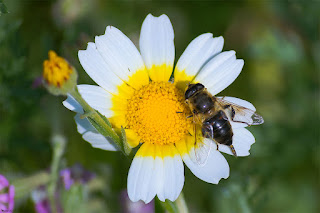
[184, 83, 204, 100]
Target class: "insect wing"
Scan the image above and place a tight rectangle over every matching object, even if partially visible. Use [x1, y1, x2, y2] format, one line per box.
[216, 97, 264, 126]
[192, 123, 212, 166]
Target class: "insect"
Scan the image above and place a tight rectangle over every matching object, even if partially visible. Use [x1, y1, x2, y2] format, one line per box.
[185, 83, 264, 165]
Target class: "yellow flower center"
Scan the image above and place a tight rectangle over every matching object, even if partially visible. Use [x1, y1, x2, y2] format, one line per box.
[43, 51, 73, 87]
[126, 82, 192, 145]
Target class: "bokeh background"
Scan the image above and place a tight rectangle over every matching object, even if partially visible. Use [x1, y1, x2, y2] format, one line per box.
[0, 0, 319, 212]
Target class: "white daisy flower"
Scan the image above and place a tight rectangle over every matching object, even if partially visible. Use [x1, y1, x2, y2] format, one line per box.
[63, 14, 262, 203]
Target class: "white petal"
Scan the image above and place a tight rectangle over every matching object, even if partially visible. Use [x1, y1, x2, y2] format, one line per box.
[218, 128, 255, 156]
[63, 94, 83, 114]
[175, 34, 224, 80]
[194, 51, 244, 95]
[77, 84, 114, 117]
[127, 144, 184, 203]
[181, 139, 229, 184]
[95, 26, 149, 88]
[78, 42, 125, 94]
[74, 114, 117, 151]
[157, 154, 184, 202]
[127, 156, 158, 203]
[140, 14, 175, 81]
[74, 114, 94, 134]
[82, 131, 117, 151]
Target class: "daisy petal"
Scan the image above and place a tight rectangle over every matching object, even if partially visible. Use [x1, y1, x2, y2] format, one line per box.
[177, 138, 229, 184]
[140, 14, 175, 82]
[157, 148, 184, 202]
[82, 131, 117, 151]
[63, 94, 83, 114]
[194, 51, 244, 95]
[174, 33, 224, 84]
[219, 128, 255, 156]
[128, 144, 184, 203]
[127, 151, 158, 203]
[75, 114, 117, 151]
[94, 26, 149, 89]
[77, 84, 114, 118]
[78, 42, 125, 94]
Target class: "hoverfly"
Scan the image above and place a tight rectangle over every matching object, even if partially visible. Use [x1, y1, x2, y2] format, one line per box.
[185, 83, 264, 165]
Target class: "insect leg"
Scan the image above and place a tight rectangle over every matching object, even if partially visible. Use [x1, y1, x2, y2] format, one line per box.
[229, 145, 237, 157]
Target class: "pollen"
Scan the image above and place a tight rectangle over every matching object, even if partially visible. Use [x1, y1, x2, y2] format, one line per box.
[126, 82, 192, 145]
[43, 50, 73, 87]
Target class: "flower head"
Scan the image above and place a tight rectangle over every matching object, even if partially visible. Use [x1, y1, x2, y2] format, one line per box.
[60, 163, 95, 190]
[43, 50, 77, 95]
[0, 174, 15, 212]
[31, 187, 51, 213]
[64, 14, 261, 203]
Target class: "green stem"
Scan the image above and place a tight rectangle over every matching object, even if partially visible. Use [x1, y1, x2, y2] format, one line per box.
[175, 193, 189, 213]
[48, 135, 66, 213]
[69, 88, 123, 154]
[160, 192, 189, 213]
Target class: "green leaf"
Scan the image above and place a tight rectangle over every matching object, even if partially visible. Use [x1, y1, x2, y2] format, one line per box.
[0, 0, 8, 15]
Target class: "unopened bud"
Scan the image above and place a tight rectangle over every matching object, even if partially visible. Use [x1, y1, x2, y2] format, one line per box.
[43, 50, 77, 95]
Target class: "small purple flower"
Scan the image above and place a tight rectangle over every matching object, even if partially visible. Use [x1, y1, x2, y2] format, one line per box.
[32, 186, 62, 213]
[60, 164, 95, 190]
[120, 190, 154, 213]
[32, 187, 52, 213]
[0, 174, 15, 212]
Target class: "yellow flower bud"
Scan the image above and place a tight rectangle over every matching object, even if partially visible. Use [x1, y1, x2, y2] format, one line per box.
[43, 50, 77, 95]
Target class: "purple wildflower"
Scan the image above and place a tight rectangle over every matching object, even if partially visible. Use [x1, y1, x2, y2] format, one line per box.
[60, 164, 95, 190]
[0, 174, 15, 212]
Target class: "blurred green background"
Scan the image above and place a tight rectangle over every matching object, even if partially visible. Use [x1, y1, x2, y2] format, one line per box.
[0, 0, 319, 212]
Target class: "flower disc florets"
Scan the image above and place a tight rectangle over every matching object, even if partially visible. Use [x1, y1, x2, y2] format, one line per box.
[126, 82, 192, 145]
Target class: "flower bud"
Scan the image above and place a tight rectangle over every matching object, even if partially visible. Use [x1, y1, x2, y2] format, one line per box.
[43, 50, 77, 95]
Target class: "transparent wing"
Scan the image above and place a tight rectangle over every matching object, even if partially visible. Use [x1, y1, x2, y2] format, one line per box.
[216, 97, 264, 126]
[191, 122, 212, 166]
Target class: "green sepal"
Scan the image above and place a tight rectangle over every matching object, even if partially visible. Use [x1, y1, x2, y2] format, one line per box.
[96, 110, 112, 127]
[87, 116, 123, 153]
[87, 117, 111, 139]
[121, 126, 132, 156]
[80, 111, 94, 119]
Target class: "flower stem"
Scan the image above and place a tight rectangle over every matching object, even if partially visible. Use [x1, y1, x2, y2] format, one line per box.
[175, 192, 189, 213]
[69, 88, 124, 154]
[48, 135, 66, 213]
[159, 192, 189, 213]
